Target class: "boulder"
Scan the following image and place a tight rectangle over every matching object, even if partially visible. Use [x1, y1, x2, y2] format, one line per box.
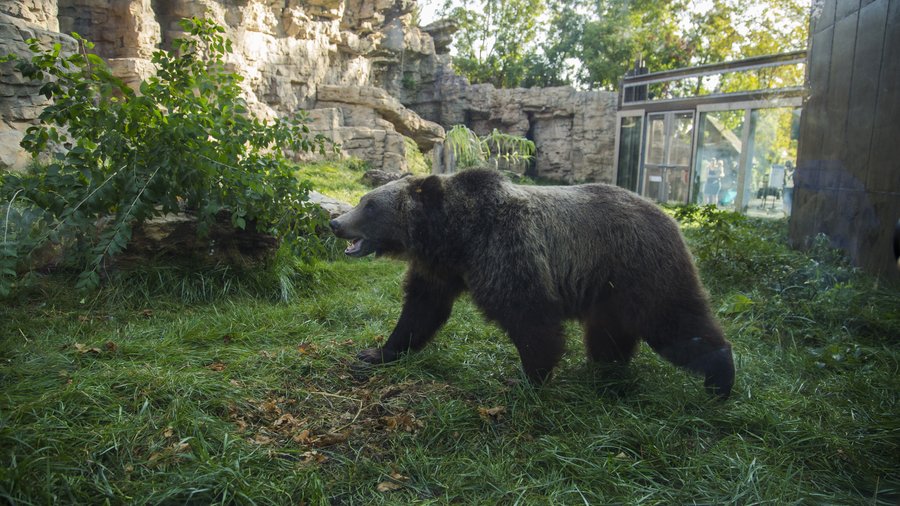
[309, 190, 353, 218]
[421, 19, 457, 54]
[361, 169, 411, 187]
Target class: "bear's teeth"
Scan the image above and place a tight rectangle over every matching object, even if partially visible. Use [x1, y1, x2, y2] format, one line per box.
[345, 238, 362, 254]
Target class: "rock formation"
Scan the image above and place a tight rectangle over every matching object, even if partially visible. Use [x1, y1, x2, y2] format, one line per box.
[0, 0, 618, 183]
[433, 81, 617, 183]
[0, 0, 445, 173]
[0, 10, 74, 171]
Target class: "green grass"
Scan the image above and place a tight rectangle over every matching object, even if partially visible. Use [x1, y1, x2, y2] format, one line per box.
[1, 214, 899, 503]
[296, 141, 431, 207]
[296, 159, 372, 205]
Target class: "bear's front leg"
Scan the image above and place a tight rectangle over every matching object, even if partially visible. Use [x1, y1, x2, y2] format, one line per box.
[357, 269, 463, 365]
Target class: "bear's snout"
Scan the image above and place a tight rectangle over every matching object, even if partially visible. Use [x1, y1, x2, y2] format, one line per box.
[329, 219, 342, 235]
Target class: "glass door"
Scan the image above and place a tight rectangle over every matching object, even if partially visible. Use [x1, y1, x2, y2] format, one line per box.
[740, 107, 801, 218]
[642, 112, 694, 203]
[693, 110, 746, 211]
[692, 104, 801, 218]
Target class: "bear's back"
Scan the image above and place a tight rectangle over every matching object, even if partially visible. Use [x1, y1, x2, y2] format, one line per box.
[502, 180, 695, 308]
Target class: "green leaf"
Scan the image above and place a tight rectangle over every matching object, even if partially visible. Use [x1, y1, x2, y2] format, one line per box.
[722, 294, 755, 315]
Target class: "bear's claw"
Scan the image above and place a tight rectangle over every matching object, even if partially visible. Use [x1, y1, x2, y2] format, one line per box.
[356, 347, 400, 364]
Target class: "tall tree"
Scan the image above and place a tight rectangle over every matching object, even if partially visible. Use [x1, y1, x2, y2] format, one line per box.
[440, 0, 546, 88]
[537, 0, 808, 90]
[433, 0, 809, 90]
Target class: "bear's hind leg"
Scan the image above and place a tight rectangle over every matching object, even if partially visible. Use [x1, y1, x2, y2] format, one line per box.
[643, 310, 735, 399]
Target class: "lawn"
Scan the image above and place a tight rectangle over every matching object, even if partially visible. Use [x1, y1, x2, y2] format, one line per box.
[1, 181, 898, 504]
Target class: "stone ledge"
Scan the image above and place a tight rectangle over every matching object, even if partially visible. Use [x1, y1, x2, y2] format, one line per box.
[317, 84, 444, 152]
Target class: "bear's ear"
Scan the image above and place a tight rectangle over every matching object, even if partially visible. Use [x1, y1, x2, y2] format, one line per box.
[410, 175, 444, 206]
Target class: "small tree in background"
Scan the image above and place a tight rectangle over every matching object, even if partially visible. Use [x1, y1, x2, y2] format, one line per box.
[0, 17, 333, 295]
[445, 125, 535, 173]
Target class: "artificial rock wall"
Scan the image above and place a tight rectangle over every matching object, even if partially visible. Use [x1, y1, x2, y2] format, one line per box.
[434, 79, 618, 182]
[0, 0, 445, 172]
[0, 0, 618, 184]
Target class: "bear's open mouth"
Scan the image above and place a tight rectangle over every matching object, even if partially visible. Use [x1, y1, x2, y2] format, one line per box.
[344, 238, 373, 257]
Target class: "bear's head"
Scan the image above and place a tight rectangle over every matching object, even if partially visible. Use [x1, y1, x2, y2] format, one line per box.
[329, 175, 444, 258]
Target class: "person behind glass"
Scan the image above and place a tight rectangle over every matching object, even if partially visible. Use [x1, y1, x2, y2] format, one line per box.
[703, 158, 724, 205]
[782, 160, 795, 217]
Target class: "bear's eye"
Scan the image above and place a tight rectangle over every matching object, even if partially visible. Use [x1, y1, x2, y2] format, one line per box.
[364, 200, 377, 214]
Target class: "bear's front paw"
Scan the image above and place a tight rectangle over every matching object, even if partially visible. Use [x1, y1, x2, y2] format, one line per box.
[356, 347, 400, 364]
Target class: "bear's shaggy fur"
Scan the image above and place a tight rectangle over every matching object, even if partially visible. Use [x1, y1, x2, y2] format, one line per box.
[330, 169, 735, 398]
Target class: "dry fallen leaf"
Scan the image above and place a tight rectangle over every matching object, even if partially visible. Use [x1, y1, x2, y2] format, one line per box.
[207, 361, 226, 372]
[104, 341, 118, 352]
[222, 334, 234, 344]
[259, 400, 281, 415]
[292, 429, 312, 444]
[376, 473, 408, 493]
[298, 450, 327, 465]
[312, 431, 349, 448]
[297, 343, 316, 355]
[234, 419, 248, 433]
[477, 406, 506, 421]
[382, 413, 424, 432]
[252, 434, 272, 445]
[140, 309, 153, 318]
[147, 441, 191, 465]
[376, 481, 403, 493]
[273, 413, 301, 429]
[73, 343, 101, 354]
[163, 427, 174, 438]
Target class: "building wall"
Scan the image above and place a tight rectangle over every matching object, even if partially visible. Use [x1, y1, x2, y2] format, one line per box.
[791, 0, 900, 280]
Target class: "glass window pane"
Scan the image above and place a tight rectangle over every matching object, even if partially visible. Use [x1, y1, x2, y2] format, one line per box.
[646, 115, 666, 165]
[670, 112, 694, 167]
[616, 116, 643, 192]
[693, 110, 745, 211]
[743, 107, 801, 219]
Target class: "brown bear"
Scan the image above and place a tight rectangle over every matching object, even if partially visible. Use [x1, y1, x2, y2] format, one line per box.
[330, 169, 735, 398]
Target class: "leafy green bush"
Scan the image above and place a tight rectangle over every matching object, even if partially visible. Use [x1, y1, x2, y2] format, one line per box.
[672, 203, 789, 288]
[0, 18, 333, 295]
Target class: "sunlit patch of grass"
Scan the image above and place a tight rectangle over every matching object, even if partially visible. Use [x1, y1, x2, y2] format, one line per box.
[295, 158, 371, 205]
